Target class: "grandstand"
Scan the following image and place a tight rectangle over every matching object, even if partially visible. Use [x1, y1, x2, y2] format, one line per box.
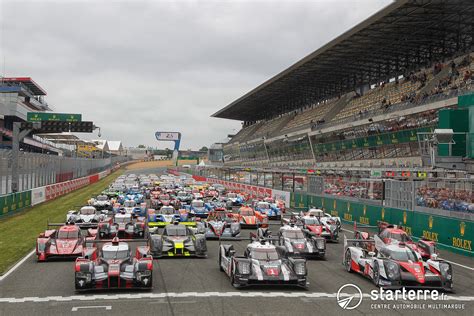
[212, 0, 474, 170]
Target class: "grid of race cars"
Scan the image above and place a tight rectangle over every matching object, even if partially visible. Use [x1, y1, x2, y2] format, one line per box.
[35, 172, 453, 292]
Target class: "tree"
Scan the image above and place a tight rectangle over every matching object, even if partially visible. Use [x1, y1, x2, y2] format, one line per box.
[137, 144, 146, 148]
[199, 146, 208, 152]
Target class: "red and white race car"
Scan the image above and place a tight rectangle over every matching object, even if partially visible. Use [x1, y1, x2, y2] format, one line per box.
[36, 223, 95, 261]
[343, 235, 453, 291]
[354, 221, 437, 260]
[75, 238, 153, 291]
[283, 208, 340, 242]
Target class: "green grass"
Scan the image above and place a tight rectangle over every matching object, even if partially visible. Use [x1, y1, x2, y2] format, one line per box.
[0, 169, 123, 275]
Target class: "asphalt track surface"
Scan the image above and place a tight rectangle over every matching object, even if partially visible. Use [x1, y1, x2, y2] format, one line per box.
[0, 167, 472, 316]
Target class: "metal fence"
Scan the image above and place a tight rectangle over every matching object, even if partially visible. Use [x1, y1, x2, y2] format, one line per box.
[0, 149, 129, 195]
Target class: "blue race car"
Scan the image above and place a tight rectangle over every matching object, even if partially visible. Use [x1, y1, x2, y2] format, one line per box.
[148, 206, 196, 227]
[186, 199, 209, 218]
[254, 201, 281, 220]
[225, 193, 244, 207]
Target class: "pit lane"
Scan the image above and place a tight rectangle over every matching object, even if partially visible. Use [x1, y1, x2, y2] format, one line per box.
[0, 167, 472, 315]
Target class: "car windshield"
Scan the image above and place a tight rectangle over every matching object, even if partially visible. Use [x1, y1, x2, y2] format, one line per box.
[251, 249, 279, 261]
[257, 203, 269, 209]
[227, 193, 237, 198]
[97, 196, 108, 201]
[388, 249, 418, 262]
[209, 212, 226, 220]
[160, 195, 170, 200]
[115, 216, 131, 223]
[390, 233, 412, 242]
[192, 201, 204, 207]
[282, 230, 305, 239]
[177, 192, 187, 197]
[57, 230, 79, 239]
[102, 249, 129, 260]
[80, 208, 95, 215]
[161, 207, 175, 214]
[124, 201, 136, 207]
[165, 226, 188, 236]
[240, 209, 253, 216]
[304, 217, 321, 225]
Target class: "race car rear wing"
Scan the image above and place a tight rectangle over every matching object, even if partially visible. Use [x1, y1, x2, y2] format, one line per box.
[47, 221, 99, 229]
[280, 212, 304, 226]
[343, 234, 385, 254]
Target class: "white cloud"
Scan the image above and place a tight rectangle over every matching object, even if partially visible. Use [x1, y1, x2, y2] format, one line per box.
[1, 0, 391, 149]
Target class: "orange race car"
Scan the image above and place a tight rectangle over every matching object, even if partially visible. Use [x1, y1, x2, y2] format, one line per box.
[229, 206, 268, 228]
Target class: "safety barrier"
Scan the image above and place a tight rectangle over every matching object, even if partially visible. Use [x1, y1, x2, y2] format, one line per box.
[0, 162, 127, 219]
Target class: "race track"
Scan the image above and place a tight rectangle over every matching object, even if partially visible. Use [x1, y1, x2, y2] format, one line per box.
[0, 168, 472, 316]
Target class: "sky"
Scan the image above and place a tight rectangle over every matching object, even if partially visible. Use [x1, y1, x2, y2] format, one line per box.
[0, 0, 391, 150]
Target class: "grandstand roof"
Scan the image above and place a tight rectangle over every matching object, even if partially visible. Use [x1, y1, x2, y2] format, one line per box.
[212, 0, 474, 121]
[0, 77, 47, 96]
[38, 133, 94, 145]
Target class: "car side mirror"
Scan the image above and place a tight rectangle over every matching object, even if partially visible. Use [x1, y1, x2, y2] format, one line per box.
[229, 250, 236, 257]
[368, 251, 376, 257]
[430, 254, 438, 261]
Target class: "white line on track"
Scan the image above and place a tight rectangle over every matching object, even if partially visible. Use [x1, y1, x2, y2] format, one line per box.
[0, 250, 35, 282]
[71, 305, 112, 311]
[339, 228, 474, 271]
[0, 292, 473, 304]
[438, 258, 474, 271]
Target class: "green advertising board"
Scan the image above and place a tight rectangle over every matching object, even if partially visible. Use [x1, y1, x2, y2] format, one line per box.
[27, 112, 82, 122]
[291, 192, 473, 257]
[0, 191, 32, 217]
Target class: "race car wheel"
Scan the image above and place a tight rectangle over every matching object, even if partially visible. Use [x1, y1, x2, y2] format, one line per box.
[231, 273, 240, 288]
[373, 262, 380, 287]
[218, 251, 224, 272]
[344, 249, 353, 273]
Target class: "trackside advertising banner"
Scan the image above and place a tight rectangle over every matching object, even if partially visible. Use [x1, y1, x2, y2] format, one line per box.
[0, 168, 115, 217]
[272, 189, 291, 206]
[31, 187, 46, 206]
[0, 191, 31, 216]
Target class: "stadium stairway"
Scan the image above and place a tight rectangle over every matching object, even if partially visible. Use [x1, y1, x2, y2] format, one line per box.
[417, 65, 451, 96]
[269, 114, 296, 137]
[321, 93, 353, 123]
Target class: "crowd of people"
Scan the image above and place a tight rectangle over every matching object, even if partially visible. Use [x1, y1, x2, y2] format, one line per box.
[324, 178, 383, 200]
[416, 186, 474, 213]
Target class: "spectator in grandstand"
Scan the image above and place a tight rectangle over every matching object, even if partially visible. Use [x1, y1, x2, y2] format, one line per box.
[433, 62, 443, 75]
[416, 186, 474, 213]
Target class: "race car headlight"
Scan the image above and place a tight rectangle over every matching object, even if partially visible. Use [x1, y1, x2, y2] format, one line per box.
[76, 272, 92, 283]
[294, 263, 306, 276]
[136, 270, 151, 280]
[439, 263, 452, 280]
[384, 262, 400, 280]
[238, 262, 251, 275]
[316, 239, 325, 249]
[110, 226, 117, 232]
[127, 225, 134, 232]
